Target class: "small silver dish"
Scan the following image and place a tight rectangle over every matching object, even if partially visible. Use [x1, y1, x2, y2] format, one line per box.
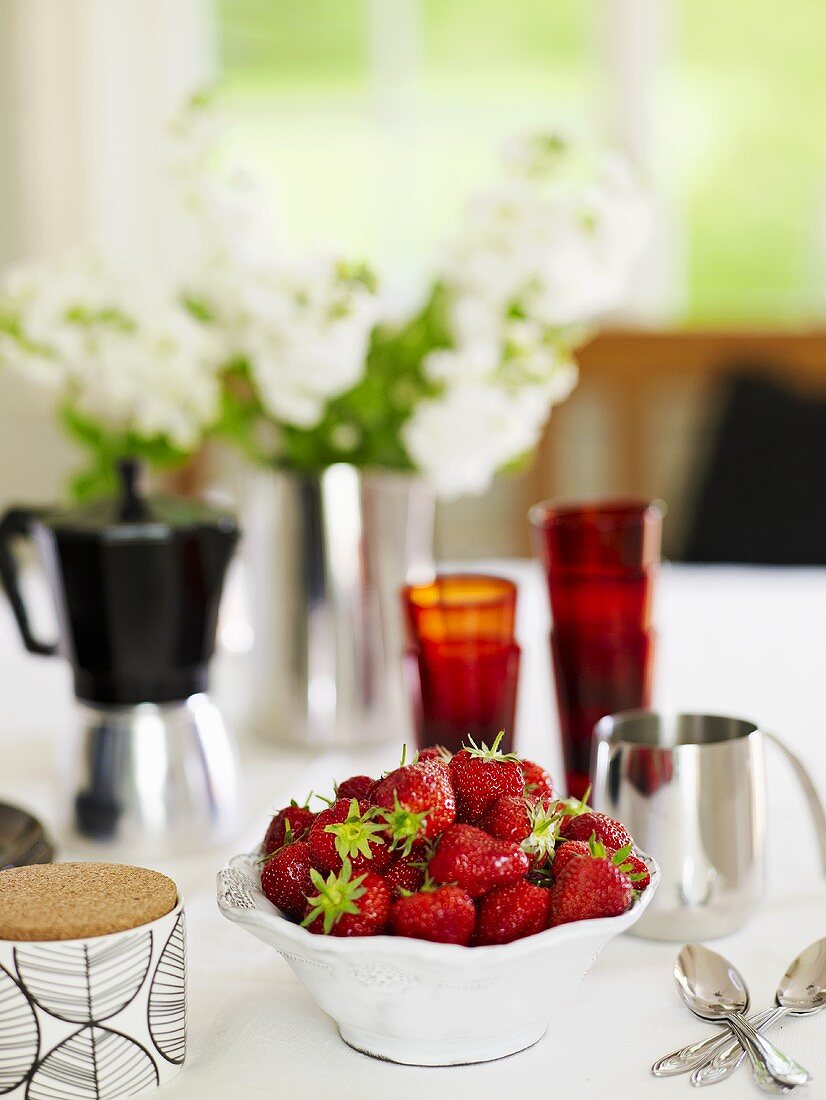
[0, 803, 55, 870]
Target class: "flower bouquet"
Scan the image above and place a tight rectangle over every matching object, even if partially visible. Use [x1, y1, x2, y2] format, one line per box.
[0, 97, 649, 746]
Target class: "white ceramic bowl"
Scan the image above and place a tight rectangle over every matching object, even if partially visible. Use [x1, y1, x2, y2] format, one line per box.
[217, 850, 659, 1066]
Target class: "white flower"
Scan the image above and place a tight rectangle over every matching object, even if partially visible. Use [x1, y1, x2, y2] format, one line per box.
[0, 255, 113, 389]
[422, 343, 498, 385]
[166, 101, 379, 431]
[424, 312, 578, 405]
[0, 254, 222, 452]
[402, 380, 550, 500]
[68, 297, 222, 450]
[400, 132, 647, 496]
[441, 133, 649, 329]
[166, 97, 278, 318]
[217, 257, 378, 429]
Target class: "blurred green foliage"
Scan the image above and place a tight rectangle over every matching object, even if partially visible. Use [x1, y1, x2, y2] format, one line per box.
[218, 0, 826, 325]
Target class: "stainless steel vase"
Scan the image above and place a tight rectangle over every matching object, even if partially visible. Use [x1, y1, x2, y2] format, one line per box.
[244, 465, 435, 747]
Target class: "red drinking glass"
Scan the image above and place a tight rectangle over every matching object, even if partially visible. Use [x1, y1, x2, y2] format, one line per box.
[550, 628, 655, 799]
[530, 499, 663, 799]
[405, 641, 520, 755]
[401, 575, 519, 754]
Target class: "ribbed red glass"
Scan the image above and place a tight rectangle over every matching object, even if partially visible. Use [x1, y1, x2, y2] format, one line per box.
[401, 575, 519, 754]
[530, 500, 663, 799]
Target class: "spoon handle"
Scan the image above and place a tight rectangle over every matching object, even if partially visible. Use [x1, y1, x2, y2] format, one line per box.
[651, 1008, 775, 1077]
[725, 1011, 811, 1091]
[691, 1007, 788, 1088]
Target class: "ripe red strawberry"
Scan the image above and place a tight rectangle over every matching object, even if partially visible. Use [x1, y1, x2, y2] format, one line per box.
[389, 884, 476, 945]
[448, 733, 524, 824]
[552, 833, 650, 891]
[263, 801, 316, 855]
[562, 811, 632, 851]
[482, 795, 531, 845]
[417, 745, 453, 764]
[520, 759, 554, 805]
[373, 759, 456, 851]
[550, 839, 593, 880]
[614, 849, 651, 891]
[307, 798, 391, 875]
[303, 861, 391, 937]
[548, 853, 633, 927]
[384, 856, 426, 898]
[260, 840, 313, 919]
[474, 880, 553, 945]
[483, 796, 564, 867]
[336, 775, 377, 801]
[429, 824, 529, 898]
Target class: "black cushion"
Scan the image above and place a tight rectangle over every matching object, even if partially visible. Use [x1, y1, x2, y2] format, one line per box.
[682, 369, 826, 565]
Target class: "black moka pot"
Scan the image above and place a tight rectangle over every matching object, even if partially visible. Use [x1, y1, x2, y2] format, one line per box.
[0, 460, 243, 855]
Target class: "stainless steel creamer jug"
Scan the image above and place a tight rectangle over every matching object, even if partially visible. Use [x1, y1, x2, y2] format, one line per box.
[592, 711, 826, 941]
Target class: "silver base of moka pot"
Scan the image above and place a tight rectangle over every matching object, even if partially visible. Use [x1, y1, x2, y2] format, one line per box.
[60, 693, 243, 859]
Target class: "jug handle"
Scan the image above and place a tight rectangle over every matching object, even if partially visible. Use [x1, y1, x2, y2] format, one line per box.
[764, 730, 826, 877]
[0, 508, 57, 656]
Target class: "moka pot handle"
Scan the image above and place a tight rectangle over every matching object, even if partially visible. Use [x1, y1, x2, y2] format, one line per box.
[0, 507, 57, 656]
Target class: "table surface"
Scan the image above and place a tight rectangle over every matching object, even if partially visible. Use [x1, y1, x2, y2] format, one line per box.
[2, 561, 826, 1099]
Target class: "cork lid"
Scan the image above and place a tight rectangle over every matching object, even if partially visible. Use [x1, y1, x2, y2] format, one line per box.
[0, 863, 178, 941]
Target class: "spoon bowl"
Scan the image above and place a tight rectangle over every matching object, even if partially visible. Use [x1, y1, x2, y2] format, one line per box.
[0, 803, 54, 869]
[690, 937, 826, 1087]
[657, 937, 826, 1084]
[777, 937, 826, 1013]
[675, 943, 811, 1089]
[675, 943, 750, 1019]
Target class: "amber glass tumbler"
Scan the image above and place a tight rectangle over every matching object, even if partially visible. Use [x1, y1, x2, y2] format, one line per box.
[402, 575, 520, 754]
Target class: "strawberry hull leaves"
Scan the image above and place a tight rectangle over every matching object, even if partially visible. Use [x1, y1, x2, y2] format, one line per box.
[610, 846, 651, 891]
[373, 759, 456, 848]
[482, 796, 565, 866]
[303, 860, 391, 937]
[522, 800, 566, 865]
[308, 798, 392, 874]
[379, 794, 432, 857]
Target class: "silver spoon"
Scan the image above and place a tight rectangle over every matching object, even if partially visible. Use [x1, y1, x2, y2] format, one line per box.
[0, 803, 53, 869]
[692, 938, 826, 1087]
[675, 944, 811, 1091]
[652, 1006, 777, 1078]
[653, 938, 826, 1079]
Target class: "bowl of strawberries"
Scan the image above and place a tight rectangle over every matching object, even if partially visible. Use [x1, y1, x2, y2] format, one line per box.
[217, 737, 659, 1066]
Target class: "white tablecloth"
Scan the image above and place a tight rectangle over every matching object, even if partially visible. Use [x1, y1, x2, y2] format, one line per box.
[2, 562, 826, 1098]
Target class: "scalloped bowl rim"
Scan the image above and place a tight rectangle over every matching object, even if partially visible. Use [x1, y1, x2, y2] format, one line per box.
[217, 848, 660, 962]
